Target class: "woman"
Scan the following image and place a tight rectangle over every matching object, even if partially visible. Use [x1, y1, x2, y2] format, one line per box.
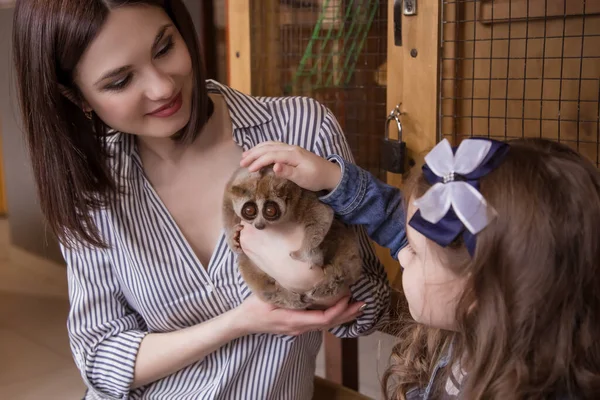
[12, 1, 389, 399]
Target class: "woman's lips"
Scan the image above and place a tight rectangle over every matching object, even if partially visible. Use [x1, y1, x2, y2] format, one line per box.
[147, 92, 183, 118]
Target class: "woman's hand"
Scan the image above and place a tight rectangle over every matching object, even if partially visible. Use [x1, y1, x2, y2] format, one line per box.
[240, 141, 342, 192]
[239, 221, 325, 292]
[235, 222, 365, 335]
[234, 294, 365, 336]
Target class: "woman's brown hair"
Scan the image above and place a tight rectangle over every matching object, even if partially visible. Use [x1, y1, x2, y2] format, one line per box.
[12, 0, 211, 247]
[384, 138, 600, 399]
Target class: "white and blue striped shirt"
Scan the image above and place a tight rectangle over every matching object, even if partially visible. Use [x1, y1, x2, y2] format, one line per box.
[63, 80, 390, 400]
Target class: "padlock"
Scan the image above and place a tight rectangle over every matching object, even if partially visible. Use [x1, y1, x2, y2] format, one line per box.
[381, 105, 407, 174]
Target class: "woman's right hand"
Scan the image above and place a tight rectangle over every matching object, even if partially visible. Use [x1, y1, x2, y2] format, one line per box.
[233, 294, 365, 336]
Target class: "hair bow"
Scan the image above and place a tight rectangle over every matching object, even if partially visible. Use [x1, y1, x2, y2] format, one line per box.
[408, 138, 509, 256]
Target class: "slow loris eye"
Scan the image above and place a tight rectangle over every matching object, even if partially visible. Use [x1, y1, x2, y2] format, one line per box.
[263, 201, 281, 221]
[242, 202, 258, 219]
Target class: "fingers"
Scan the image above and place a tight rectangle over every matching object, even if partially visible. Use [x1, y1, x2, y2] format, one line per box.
[240, 143, 297, 168]
[322, 295, 354, 319]
[244, 150, 302, 173]
[273, 163, 294, 179]
[275, 296, 346, 328]
[318, 301, 366, 332]
[242, 140, 284, 153]
[288, 296, 354, 328]
[334, 301, 366, 324]
[269, 298, 367, 336]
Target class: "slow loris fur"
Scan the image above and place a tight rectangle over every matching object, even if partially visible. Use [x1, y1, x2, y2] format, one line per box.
[222, 164, 362, 309]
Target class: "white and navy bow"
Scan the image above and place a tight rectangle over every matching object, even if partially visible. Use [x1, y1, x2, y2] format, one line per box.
[408, 138, 509, 256]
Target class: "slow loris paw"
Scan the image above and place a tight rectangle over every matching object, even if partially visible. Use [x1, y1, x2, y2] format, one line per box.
[230, 225, 244, 253]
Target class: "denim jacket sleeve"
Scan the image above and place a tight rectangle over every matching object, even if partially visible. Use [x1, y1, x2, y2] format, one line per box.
[319, 154, 408, 260]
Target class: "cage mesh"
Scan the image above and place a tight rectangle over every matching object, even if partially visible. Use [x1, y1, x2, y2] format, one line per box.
[250, 0, 388, 178]
[440, 0, 600, 167]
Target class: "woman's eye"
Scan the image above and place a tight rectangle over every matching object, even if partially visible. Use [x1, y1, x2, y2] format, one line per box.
[155, 36, 174, 58]
[105, 75, 132, 92]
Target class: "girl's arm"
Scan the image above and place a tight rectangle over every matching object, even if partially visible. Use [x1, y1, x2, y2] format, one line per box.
[319, 154, 408, 260]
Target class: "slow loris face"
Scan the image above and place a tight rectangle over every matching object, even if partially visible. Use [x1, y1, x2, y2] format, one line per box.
[226, 166, 300, 230]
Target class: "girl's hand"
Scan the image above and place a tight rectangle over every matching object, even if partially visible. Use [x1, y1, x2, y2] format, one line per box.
[234, 294, 365, 336]
[240, 141, 342, 192]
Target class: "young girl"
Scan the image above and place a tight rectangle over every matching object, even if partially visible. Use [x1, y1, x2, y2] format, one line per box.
[240, 138, 600, 399]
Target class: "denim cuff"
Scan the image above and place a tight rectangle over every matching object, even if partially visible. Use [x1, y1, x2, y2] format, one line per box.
[319, 155, 366, 216]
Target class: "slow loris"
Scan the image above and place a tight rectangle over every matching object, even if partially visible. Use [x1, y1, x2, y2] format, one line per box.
[222, 164, 362, 309]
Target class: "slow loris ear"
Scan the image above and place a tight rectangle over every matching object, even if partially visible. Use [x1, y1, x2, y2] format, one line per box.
[58, 84, 92, 113]
[258, 164, 275, 177]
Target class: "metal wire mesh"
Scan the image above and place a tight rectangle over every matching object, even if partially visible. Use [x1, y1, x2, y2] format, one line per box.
[250, 0, 388, 178]
[440, 0, 600, 166]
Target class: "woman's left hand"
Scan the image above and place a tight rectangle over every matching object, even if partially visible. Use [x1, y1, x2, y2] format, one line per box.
[238, 222, 365, 331]
[234, 294, 364, 336]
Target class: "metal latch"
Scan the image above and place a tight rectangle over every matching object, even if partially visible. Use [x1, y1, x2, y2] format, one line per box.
[381, 105, 407, 174]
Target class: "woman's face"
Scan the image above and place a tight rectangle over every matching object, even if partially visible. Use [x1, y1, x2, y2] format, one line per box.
[75, 5, 194, 138]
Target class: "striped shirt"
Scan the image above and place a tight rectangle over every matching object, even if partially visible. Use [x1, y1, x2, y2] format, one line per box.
[63, 80, 390, 400]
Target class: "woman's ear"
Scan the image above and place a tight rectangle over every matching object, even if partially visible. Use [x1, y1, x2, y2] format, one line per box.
[58, 84, 91, 112]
